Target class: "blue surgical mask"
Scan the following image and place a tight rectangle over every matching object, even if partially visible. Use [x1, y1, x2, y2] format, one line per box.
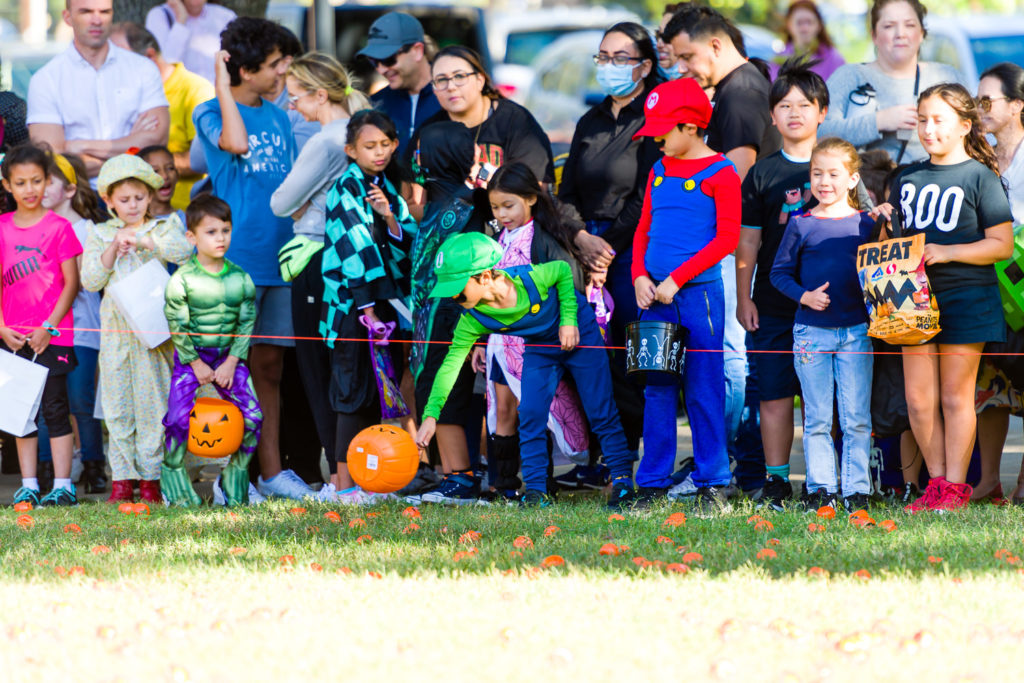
[596, 63, 640, 97]
[658, 63, 683, 81]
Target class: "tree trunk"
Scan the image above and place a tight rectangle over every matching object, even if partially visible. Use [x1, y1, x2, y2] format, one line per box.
[113, 0, 268, 25]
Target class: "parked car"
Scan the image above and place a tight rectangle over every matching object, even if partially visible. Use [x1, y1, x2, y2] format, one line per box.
[524, 24, 782, 143]
[920, 15, 1024, 92]
[488, 5, 640, 102]
[266, 1, 490, 92]
[0, 41, 68, 99]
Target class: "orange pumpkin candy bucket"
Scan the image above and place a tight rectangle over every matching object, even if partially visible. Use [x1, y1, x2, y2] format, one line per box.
[346, 424, 419, 494]
[187, 397, 244, 458]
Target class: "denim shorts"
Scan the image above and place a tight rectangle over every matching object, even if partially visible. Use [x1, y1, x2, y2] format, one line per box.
[253, 285, 295, 347]
[748, 314, 801, 401]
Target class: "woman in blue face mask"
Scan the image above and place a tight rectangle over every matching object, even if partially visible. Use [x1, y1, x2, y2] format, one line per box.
[555, 21, 662, 491]
[656, 3, 687, 81]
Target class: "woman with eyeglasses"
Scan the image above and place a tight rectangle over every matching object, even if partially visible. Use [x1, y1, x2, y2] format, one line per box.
[769, 1, 845, 81]
[555, 22, 663, 488]
[269, 52, 374, 498]
[819, 0, 963, 164]
[972, 62, 1024, 505]
[405, 45, 554, 505]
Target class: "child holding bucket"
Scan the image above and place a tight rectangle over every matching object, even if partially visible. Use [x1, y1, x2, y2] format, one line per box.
[631, 78, 741, 515]
[414, 232, 635, 508]
[770, 138, 874, 514]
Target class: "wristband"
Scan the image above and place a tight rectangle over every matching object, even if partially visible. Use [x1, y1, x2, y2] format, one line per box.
[42, 321, 61, 337]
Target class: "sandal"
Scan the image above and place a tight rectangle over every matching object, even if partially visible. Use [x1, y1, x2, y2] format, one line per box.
[971, 482, 1005, 504]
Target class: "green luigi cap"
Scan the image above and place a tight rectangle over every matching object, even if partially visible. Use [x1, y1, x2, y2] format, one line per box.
[429, 232, 503, 299]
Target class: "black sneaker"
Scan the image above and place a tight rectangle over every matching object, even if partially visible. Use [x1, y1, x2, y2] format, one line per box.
[13, 486, 41, 508]
[607, 479, 636, 510]
[37, 460, 54, 494]
[419, 473, 481, 505]
[756, 475, 793, 512]
[802, 489, 840, 514]
[40, 485, 77, 507]
[519, 489, 553, 508]
[554, 464, 611, 490]
[81, 460, 108, 494]
[634, 487, 668, 508]
[693, 486, 733, 517]
[398, 463, 444, 498]
[842, 493, 873, 514]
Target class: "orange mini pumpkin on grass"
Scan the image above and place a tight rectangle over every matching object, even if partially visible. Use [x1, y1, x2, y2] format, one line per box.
[346, 424, 419, 494]
[187, 398, 244, 458]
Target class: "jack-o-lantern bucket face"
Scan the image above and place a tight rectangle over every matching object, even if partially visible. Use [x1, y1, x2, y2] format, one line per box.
[188, 397, 244, 458]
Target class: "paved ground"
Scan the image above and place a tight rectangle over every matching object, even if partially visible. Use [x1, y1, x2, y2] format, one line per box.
[1, 416, 1021, 502]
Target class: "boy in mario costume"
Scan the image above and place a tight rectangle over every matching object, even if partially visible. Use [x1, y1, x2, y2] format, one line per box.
[631, 77, 741, 514]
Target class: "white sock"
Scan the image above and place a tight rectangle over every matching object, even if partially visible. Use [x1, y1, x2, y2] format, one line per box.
[22, 477, 39, 491]
[54, 478, 73, 492]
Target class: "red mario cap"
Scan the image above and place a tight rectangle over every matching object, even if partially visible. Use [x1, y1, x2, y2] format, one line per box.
[633, 78, 712, 139]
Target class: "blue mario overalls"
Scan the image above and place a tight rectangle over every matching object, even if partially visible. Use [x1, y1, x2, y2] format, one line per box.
[467, 265, 633, 493]
[636, 158, 731, 490]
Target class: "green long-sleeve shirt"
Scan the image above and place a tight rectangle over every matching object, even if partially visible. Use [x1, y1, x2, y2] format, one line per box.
[164, 255, 257, 363]
[423, 260, 577, 420]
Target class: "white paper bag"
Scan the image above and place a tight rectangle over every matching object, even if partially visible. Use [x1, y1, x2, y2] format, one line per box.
[0, 350, 49, 437]
[107, 257, 171, 349]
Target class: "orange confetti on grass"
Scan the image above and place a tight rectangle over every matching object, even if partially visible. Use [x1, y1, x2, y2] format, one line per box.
[510, 551, 523, 558]
[598, 543, 621, 556]
[663, 512, 687, 528]
[63, 524, 82, 534]
[541, 555, 565, 568]
[309, 562, 323, 572]
[402, 523, 420, 534]
[850, 516, 876, 528]
[807, 566, 828, 577]
[228, 547, 247, 556]
[665, 563, 689, 574]
[459, 530, 482, 543]
[746, 514, 764, 525]
[816, 506, 836, 520]
[306, 525, 320, 534]
[995, 549, 1011, 560]
[608, 513, 626, 522]
[289, 507, 307, 516]
[16, 515, 34, 529]
[337, 567, 353, 575]
[807, 523, 825, 533]
[349, 518, 365, 528]
[91, 545, 111, 555]
[131, 503, 150, 516]
[356, 535, 373, 543]
[513, 535, 533, 549]
[754, 519, 774, 532]
[323, 511, 341, 523]
[13, 501, 32, 512]
[453, 548, 478, 562]
[767, 538, 781, 546]
[1007, 555, 1021, 565]
[402, 506, 422, 519]
[854, 569, 872, 580]
[367, 571, 383, 579]
[756, 548, 777, 560]
[848, 509, 869, 520]
[366, 512, 380, 518]
[681, 552, 703, 563]
[279, 555, 295, 565]
[632, 556, 651, 567]
[879, 520, 898, 532]
[656, 535, 674, 544]
[543, 525, 560, 537]
[928, 556, 943, 564]
[117, 502, 135, 514]
[68, 566, 85, 576]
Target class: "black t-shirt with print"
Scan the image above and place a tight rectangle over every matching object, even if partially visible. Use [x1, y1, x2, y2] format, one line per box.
[741, 150, 817, 317]
[706, 61, 781, 160]
[887, 159, 1013, 292]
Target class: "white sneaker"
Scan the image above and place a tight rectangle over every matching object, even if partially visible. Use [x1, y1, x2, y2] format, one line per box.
[315, 482, 340, 502]
[213, 475, 267, 506]
[247, 482, 266, 504]
[257, 469, 314, 500]
[667, 474, 698, 501]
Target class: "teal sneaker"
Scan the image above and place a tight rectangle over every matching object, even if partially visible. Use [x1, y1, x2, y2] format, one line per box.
[40, 485, 78, 507]
[13, 487, 41, 508]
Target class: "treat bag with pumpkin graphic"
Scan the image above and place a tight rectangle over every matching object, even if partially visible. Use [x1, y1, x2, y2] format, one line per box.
[857, 232, 941, 345]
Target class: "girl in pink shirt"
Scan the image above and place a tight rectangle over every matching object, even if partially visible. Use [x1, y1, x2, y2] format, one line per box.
[0, 144, 83, 507]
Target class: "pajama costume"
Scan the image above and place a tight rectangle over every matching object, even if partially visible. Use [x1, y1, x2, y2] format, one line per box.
[81, 214, 193, 482]
[161, 255, 262, 506]
[423, 260, 632, 493]
[631, 154, 741, 490]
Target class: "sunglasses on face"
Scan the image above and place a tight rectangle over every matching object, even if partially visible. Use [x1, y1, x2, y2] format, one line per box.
[976, 95, 1008, 112]
[368, 44, 413, 69]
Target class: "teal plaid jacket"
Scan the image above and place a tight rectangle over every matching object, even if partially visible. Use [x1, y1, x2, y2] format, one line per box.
[320, 164, 416, 346]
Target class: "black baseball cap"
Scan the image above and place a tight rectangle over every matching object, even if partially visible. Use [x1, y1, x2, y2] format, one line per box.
[357, 12, 425, 60]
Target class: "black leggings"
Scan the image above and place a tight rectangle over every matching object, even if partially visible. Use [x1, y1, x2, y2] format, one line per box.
[31, 374, 72, 439]
[334, 406, 382, 463]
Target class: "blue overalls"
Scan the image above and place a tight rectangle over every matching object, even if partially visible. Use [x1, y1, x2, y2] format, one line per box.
[636, 160, 731, 490]
[467, 266, 633, 492]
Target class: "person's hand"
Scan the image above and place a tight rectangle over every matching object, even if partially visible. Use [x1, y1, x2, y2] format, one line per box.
[416, 417, 437, 449]
[737, 297, 760, 332]
[470, 346, 487, 373]
[465, 160, 483, 189]
[574, 231, 615, 271]
[114, 230, 137, 255]
[0, 326, 26, 351]
[367, 184, 394, 218]
[136, 234, 156, 252]
[876, 105, 918, 133]
[214, 50, 232, 91]
[167, 0, 188, 24]
[213, 356, 238, 389]
[922, 243, 954, 265]
[559, 325, 579, 352]
[190, 359, 215, 385]
[800, 282, 830, 311]
[130, 111, 160, 135]
[655, 278, 680, 305]
[869, 202, 894, 223]
[634, 275, 656, 310]
[588, 269, 607, 289]
[26, 326, 52, 355]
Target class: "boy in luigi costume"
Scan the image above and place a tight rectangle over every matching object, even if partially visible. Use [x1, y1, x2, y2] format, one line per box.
[415, 232, 635, 507]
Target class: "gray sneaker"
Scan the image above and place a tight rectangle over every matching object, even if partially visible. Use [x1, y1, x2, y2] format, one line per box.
[692, 485, 734, 518]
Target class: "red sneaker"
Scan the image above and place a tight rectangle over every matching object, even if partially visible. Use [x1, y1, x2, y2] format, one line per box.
[107, 479, 134, 504]
[903, 477, 946, 514]
[929, 481, 972, 512]
[138, 480, 163, 504]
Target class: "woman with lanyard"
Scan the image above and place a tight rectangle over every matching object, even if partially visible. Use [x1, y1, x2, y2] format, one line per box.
[558, 22, 661, 488]
[408, 45, 554, 504]
[820, 0, 962, 164]
[973, 62, 1024, 504]
[270, 53, 372, 498]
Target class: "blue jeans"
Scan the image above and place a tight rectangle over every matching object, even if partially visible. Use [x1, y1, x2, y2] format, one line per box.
[637, 279, 730, 489]
[38, 346, 104, 463]
[793, 323, 873, 495]
[721, 254, 746, 443]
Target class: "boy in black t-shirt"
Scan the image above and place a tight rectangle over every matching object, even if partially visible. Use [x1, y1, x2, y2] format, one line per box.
[735, 59, 829, 510]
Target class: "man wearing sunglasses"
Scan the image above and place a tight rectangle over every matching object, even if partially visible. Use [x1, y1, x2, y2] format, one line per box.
[359, 12, 440, 155]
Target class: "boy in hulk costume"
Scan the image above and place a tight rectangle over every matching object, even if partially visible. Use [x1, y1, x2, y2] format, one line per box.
[161, 195, 263, 506]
